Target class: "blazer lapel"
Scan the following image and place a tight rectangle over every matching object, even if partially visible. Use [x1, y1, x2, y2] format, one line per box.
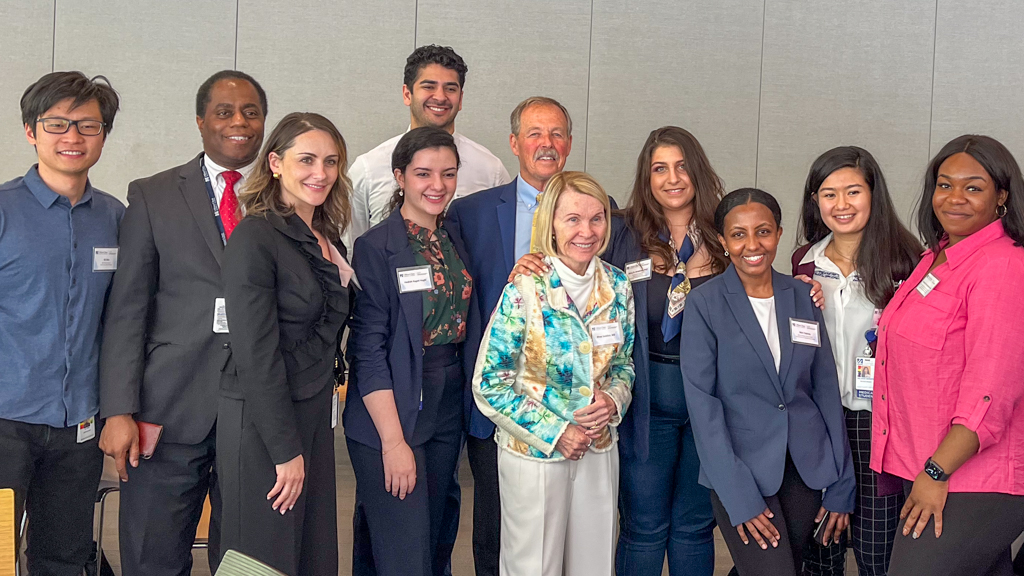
[723, 267, 785, 399]
[773, 272, 797, 388]
[496, 179, 517, 273]
[180, 154, 225, 267]
[385, 210, 423, 354]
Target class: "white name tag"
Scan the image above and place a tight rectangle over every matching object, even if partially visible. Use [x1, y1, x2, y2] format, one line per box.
[331, 388, 340, 429]
[855, 357, 875, 399]
[916, 273, 939, 297]
[77, 416, 96, 443]
[789, 318, 821, 347]
[397, 265, 434, 293]
[624, 259, 653, 283]
[590, 322, 624, 346]
[213, 298, 229, 333]
[92, 247, 118, 271]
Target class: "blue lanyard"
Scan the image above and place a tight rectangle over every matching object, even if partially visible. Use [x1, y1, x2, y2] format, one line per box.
[200, 156, 228, 246]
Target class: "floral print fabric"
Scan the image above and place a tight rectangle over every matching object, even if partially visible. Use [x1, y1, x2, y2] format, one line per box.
[406, 219, 472, 346]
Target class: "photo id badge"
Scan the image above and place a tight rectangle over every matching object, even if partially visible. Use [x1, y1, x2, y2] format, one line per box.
[624, 259, 653, 283]
[590, 322, 624, 347]
[93, 247, 118, 272]
[77, 416, 96, 443]
[331, 388, 340, 429]
[397, 265, 434, 293]
[789, 318, 821, 347]
[855, 357, 875, 399]
[916, 273, 940, 297]
[213, 298, 229, 334]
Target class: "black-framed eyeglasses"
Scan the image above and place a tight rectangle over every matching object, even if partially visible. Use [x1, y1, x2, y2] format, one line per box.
[36, 117, 106, 136]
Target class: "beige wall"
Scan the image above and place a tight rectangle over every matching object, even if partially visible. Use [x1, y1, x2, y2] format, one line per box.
[2, 0, 1022, 255]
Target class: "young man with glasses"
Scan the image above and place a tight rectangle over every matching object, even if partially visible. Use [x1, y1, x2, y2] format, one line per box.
[0, 71, 122, 576]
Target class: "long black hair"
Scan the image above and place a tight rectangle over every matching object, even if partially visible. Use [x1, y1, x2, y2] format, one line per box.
[386, 126, 461, 222]
[916, 134, 1024, 250]
[798, 146, 921, 308]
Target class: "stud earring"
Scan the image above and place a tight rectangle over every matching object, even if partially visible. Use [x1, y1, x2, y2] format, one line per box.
[399, 189, 404, 197]
[272, 173, 280, 179]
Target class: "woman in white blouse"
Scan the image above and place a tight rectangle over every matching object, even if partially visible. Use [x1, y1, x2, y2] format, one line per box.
[790, 146, 921, 576]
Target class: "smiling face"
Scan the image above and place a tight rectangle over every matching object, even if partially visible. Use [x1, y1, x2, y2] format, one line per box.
[649, 144, 695, 214]
[395, 146, 459, 228]
[932, 152, 1007, 244]
[552, 188, 607, 272]
[510, 103, 572, 191]
[25, 97, 106, 182]
[197, 78, 265, 169]
[717, 201, 782, 282]
[815, 166, 872, 237]
[268, 129, 340, 216]
[403, 63, 463, 132]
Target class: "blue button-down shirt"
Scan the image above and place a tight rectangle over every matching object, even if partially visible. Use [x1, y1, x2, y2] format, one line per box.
[0, 166, 124, 428]
[514, 176, 543, 261]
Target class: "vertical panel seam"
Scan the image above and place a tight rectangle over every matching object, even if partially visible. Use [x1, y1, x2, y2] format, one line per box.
[754, 0, 767, 187]
[926, 0, 939, 159]
[583, 0, 594, 172]
[234, 0, 240, 69]
[51, 0, 57, 71]
[413, 0, 419, 49]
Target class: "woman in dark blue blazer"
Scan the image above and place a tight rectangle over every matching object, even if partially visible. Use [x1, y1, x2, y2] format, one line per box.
[344, 127, 473, 576]
[680, 188, 855, 576]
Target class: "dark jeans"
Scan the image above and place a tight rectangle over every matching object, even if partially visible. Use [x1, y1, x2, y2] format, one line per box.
[467, 430, 501, 576]
[0, 417, 103, 576]
[616, 359, 715, 576]
[712, 453, 822, 576]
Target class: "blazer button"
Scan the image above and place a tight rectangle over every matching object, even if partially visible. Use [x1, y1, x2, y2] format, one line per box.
[579, 341, 592, 354]
[222, 343, 230, 349]
[777, 404, 785, 411]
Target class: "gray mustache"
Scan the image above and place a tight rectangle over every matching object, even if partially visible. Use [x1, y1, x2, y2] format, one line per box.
[534, 147, 559, 162]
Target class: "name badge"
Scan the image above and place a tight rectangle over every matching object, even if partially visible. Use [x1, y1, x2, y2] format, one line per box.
[77, 416, 96, 443]
[331, 387, 340, 429]
[624, 259, 653, 283]
[213, 298, 229, 334]
[397, 265, 435, 293]
[590, 322, 624, 346]
[916, 273, 939, 297]
[93, 247, 118, 272]
[855, 357, 875, 399]
[789, 318, 821, 347]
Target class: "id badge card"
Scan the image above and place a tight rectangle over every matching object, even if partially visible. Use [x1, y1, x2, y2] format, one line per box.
[77, 416, 96, 443]
[331, 387, 340, 429]
[624, 259, 653, 283]
[590, 322, 624, 347]
[93, 247, 118, 272]
[397, 265, 434, 293]
[916, 273, 939, 297]
[855, 357, 875, 399]
[789, 318, 821, 347]
[213, 298, 230, 333]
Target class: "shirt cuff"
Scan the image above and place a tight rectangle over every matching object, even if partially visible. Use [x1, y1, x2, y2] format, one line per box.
[952, 393, 995, 450]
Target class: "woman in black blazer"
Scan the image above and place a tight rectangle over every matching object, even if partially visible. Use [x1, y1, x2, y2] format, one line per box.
[219, 112, 355, 575]
[344, 127, 472, 576]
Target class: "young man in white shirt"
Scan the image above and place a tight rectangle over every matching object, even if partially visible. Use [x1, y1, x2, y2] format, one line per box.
[344, 44, 510, 252]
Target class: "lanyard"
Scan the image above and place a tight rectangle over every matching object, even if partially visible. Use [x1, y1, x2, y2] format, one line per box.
[200, 156, 228, 246]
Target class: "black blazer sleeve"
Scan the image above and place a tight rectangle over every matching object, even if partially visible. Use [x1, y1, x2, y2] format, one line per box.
[100, 180, 159, 418]
[223, 220, 303, 464]
[347, 235, 396, 397]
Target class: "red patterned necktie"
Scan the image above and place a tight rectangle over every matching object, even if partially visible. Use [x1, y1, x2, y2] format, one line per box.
[219, 170, 242, 240]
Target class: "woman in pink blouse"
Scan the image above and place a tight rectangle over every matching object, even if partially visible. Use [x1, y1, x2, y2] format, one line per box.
[871, 134, 1024, 575]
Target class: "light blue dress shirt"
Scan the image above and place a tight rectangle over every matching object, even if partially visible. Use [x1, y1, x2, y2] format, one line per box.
[0, 166, 124, 428]
[514, 176, 542, 261]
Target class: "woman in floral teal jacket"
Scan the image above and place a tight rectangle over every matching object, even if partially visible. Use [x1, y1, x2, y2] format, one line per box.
[473, 171, 636, 576]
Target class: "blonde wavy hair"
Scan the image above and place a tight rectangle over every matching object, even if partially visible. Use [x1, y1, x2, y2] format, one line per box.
[237, 112, 351, 243]
[531, 171, 612, 257]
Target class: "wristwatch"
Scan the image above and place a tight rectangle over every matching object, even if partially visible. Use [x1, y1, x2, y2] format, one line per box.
[924, 457, 950, 482]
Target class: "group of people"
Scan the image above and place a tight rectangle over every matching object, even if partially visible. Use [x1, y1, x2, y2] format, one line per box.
[2, 41, 1023, 576]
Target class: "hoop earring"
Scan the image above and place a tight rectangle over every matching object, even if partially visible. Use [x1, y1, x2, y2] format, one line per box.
[724, 250, 729, 257]
[272, 173, 280, 179]
[399, 189, 404, 197]
[998, 203, 1007, 218]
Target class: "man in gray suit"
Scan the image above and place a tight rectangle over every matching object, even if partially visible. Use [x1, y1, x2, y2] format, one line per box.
[97, 70, 267, 576]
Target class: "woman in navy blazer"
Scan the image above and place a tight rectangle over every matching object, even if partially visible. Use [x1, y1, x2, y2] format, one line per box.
[680, 188, 855, 576]
[344, 127, 473, 576]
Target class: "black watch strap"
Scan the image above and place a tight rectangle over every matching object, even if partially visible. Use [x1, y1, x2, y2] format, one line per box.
[924, 457, 950, 482]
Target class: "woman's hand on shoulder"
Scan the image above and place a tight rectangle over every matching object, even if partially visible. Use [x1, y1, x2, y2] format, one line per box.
[795, 274, 825, 310]
[382, 440, 417, 500]
[507, 252, 548, 282]
[554, 424, 592, 460]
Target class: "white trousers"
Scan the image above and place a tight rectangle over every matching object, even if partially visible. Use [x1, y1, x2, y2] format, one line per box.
[497, 446, 619, 576]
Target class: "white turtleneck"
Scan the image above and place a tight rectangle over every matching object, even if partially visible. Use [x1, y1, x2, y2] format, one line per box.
[552, 256, 597, 312]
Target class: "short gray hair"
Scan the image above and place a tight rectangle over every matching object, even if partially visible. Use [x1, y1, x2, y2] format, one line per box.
[510, 96, 572, 136]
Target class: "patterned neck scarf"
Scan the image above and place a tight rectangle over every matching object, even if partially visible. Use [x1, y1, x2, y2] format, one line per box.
[661, 231, 695, 342]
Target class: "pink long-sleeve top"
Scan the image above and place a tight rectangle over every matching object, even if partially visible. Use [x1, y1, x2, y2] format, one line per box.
[871, 219, 1024, 494]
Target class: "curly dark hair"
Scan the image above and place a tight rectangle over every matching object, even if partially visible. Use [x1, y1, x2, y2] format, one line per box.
[404, 45, 468, 88]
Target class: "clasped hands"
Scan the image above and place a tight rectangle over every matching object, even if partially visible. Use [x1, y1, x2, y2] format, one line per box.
[556, 390, 615, 460]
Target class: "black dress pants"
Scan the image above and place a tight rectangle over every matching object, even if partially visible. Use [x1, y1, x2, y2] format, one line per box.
[711, 453, 823, 576]
[218, 383, 337, 576]
[0, 417, 103, 576]
[467, 430, 501, 576]
[118, 428, 221, 576]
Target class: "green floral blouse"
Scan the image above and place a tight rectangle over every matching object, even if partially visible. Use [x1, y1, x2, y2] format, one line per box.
[406, 219, 473, 346]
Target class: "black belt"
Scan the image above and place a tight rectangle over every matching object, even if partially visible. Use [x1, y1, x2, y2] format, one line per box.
[649, 351, 680, 365]
[423, 342, 460, 368]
